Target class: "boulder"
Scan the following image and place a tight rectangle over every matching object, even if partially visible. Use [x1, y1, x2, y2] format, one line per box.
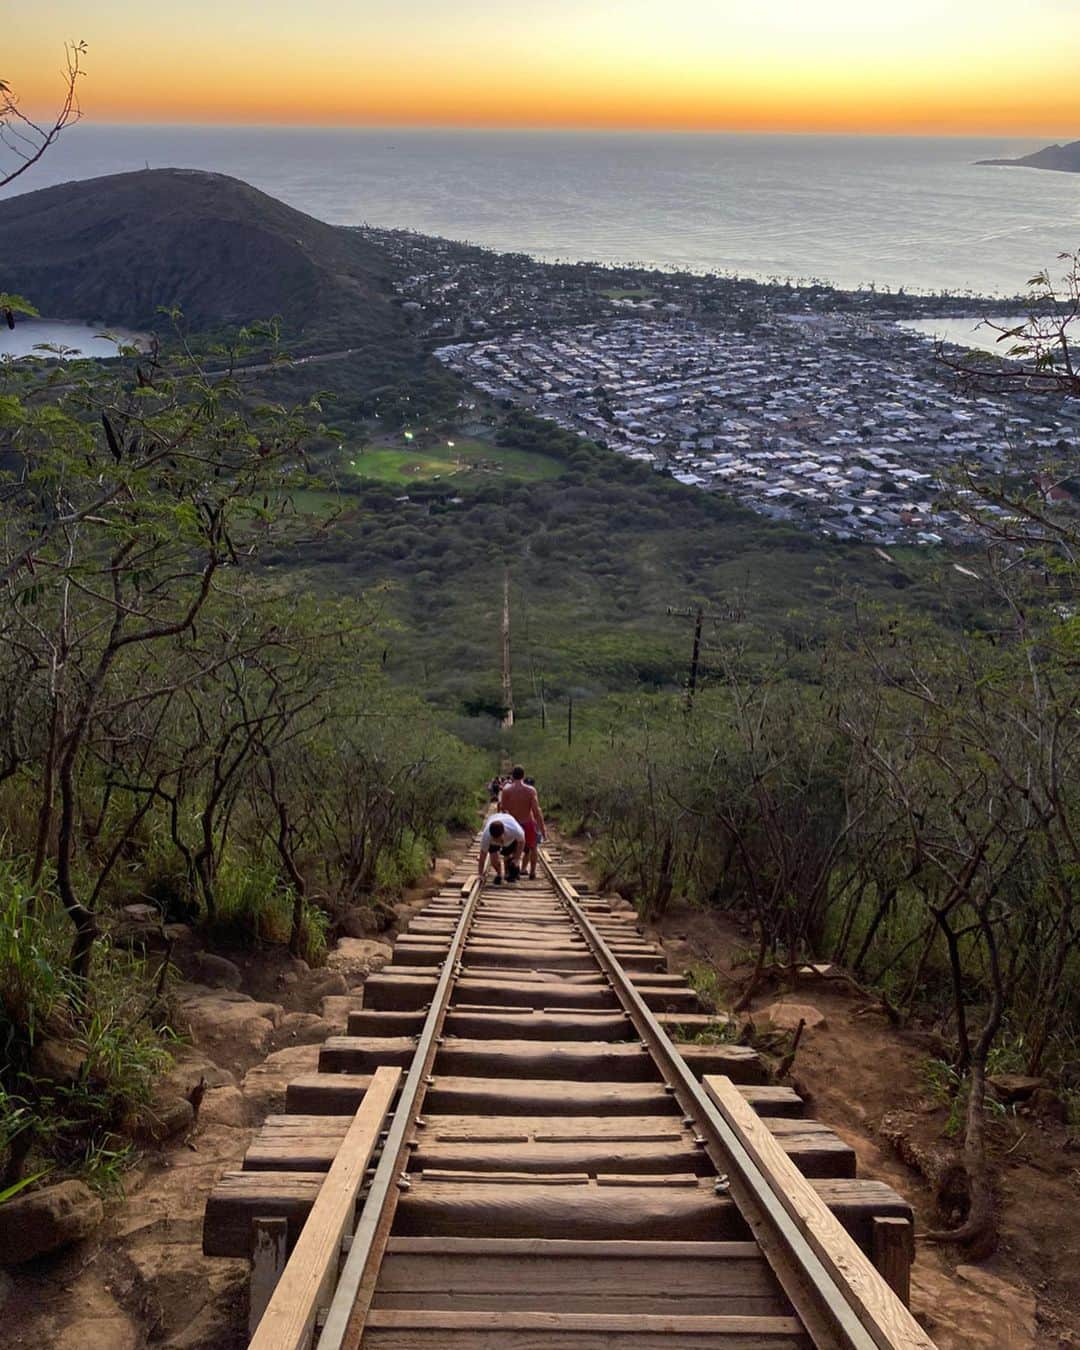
[30, 1037, 87, 1085]
[320, 994, 358, 1031]
[197, 1085, 248, 1128]
[339, 908, 381, 939]
[762, 1001, 828, 1032]
[0, 1180, 103, 1263]
[327, 937, 393, 986]
[274, 1011, 332, 1045]
[302, 969, 350, 1001]
[125, 1094, 195, 1145]
[913, 1262, 1038, 1349]
[185, 952, 243, 991]
[159, 1048, 235, 1100]
[241, 1044, 320, 1115]
[1027, 1087, 1067, 1122]
[122, 903, 160, 922]
[955, 1265, 1037, 1341]
[175, 986, 282, 1062]
[988, 1074, 1046, 1104]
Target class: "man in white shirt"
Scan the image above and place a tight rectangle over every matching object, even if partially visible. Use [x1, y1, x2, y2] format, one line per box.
[478, 812, 526, 885]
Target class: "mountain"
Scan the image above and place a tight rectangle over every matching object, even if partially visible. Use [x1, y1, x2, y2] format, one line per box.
[976, 140, 1080, 173]
[0, 168, 406, 345]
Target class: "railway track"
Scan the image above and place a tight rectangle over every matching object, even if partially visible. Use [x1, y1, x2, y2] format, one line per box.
[204, 842, 935, 1349]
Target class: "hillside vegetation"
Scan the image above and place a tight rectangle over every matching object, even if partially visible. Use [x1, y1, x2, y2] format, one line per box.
[1, 167, 1077, 1265]
[0, 169, 408, 351]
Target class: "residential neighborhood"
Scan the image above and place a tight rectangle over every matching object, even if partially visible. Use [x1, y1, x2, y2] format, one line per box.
[355, 225, 1077, 544]
[435, 315, 1079, 544]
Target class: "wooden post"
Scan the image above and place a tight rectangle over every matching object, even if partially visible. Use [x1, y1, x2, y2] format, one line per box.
[567, 695, 573, 748]
[685, 606, 703, 715]
[540, 676, 546, 731]
[501, 567, 514, 729]
[249, 1216, 288, 1339]
[872, 1215, 913, 1306]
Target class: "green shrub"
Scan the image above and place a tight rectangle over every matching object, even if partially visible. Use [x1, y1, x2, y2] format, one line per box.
[0, 862, 176, 1194]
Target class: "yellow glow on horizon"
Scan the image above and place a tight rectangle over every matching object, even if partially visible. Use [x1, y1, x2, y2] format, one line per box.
[7, 1, 1080, 135]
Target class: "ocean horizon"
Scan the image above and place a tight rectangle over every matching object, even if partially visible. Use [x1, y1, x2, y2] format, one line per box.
[6, 125, 1079, 298]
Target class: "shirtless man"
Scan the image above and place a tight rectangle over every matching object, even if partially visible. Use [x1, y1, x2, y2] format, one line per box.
[499, 766, 547, 880]
[478, 811, 525, 885]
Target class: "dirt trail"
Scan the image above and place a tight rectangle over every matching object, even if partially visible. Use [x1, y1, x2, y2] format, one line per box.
[1, 836, 473, 1350]
[642, 890, 1078, 1350]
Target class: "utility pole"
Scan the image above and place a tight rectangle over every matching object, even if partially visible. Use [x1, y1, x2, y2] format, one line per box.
[567, 695, 573, 748]
[686, 606, 703, 716]
[666, 602, 745, 716]
[540, 675, 547, 732]
[501, 567, 514, 729]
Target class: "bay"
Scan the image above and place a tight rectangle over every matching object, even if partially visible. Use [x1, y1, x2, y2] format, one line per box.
[0, 319, 149, 361]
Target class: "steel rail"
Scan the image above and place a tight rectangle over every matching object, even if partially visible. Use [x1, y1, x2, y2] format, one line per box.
[541, 850, 890, 1350]
[317, 873, 482, 1350]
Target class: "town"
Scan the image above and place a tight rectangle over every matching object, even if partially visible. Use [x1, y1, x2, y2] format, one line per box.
[358, 226, 1078, 544]
[434, 315, 1077, 543]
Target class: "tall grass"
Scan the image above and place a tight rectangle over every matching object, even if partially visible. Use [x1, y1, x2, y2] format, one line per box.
[0, 860, 176, 1194]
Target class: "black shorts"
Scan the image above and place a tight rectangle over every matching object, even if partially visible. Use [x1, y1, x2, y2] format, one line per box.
[488, 842, 517, 857]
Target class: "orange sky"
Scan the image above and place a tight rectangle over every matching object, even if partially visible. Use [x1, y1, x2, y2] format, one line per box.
[8, 1, 1080, 134]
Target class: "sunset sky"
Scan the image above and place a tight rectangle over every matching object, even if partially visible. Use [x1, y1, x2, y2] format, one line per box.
[9, 0, 1080, 135]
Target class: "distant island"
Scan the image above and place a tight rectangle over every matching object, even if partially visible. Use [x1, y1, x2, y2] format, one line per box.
[976, 139, 1080, 173]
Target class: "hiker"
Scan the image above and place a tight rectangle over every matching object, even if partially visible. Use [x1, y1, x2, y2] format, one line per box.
[499, 765, 546, 880]
[487, 775, 502, 803]
[478, 811, 525, 885]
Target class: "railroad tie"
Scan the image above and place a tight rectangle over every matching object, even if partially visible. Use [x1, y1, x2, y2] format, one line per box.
[205, 845, 934, 1350]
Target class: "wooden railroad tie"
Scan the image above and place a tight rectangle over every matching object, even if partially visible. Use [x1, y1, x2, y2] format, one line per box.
[204, 849, 933, 1350]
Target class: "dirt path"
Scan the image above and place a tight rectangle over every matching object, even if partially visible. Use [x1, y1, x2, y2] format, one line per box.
[641, 892, 1078, 1350]
[0, 838, 473, 1350]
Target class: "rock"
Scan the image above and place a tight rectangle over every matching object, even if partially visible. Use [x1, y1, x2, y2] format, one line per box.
[762, 1001, 827, 1032]
[988, 1074, 1046, 1104]
[432, 857, 455, 882]
[1027, 1087, 1068, 1122]
[197, 1085, 248, 1128]
[159, 1048, 235, 1099]
[274, 1011, 332, 1045]
[110, 911, 173, 953]
[30, 1037, 87, 1084]
[320, 994, 358, 1031]
[122, 903, 160, 921]
[327, 937, 393, 986]
[0, 1180, 104, 1263]
[185, 952, 243, 991]
[125, 1094, 195, 1145]
[913, 1262, 1038, 1349]
[241, 1044, 320, 1115]
[956, 1266, 1037, 1340]
[175, 987, 282, 1062]
[339, 908, 379, 939]
[163, 1269, 248, 1350]
[303, 969, 349, 1001]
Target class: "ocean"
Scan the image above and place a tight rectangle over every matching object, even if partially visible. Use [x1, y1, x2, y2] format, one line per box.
[5, 126, 1079, 298]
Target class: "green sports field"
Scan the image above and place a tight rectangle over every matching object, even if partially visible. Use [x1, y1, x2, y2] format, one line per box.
[345, 439, 566, 486]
